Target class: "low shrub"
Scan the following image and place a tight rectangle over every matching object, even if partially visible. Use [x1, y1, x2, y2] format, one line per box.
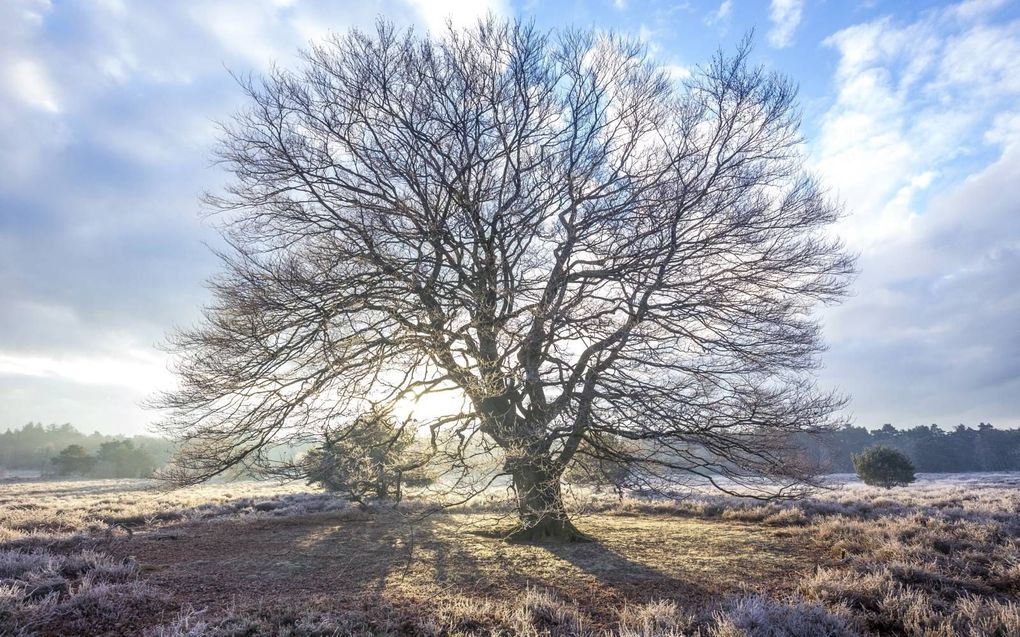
[852, 446, 916, 489]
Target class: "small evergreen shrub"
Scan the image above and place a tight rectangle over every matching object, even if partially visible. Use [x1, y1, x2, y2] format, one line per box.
[302, 407, 433, 504]
[852, 445, 916, 489]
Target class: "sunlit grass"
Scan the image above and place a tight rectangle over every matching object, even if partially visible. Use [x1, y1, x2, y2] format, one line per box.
[2, 474, 1018, 635]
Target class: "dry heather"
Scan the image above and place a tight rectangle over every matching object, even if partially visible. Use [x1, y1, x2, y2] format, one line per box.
[145, 588, 854, 637]
[0, 474, 1017, 636]
[0, 545, 169, 634]
[0, 479, 340, 545]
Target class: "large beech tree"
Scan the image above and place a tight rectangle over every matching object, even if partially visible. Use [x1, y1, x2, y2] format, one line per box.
[157, 19, 854, 541]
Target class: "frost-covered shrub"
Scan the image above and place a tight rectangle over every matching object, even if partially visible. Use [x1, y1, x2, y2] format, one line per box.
[618, 599, 696, 636]
[712, 595, 857, 637]
[302, 407, 433, 504]
[512, 588, 590, 635]
[40, 579, 168, 635]
[0, 547, 162, 635]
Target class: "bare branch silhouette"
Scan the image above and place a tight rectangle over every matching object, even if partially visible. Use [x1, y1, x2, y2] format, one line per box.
[154, 19, 855, 541]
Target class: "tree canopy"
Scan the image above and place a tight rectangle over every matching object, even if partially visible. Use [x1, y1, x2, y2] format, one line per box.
[156, 19, 854, 540]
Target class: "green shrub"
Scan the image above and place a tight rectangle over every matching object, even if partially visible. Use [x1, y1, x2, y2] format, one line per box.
[302, 407, 432, 504]
[852, 445, 916, 489]
[51, 444, 97, 476]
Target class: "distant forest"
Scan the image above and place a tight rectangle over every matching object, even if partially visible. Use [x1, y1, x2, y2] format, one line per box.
[1, 421, 1018, 479]
[0, 422, 174, 478]
[801, 423, 1020, 473]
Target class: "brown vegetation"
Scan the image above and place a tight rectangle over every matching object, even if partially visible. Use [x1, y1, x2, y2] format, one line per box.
[1, 476, 1018, 635]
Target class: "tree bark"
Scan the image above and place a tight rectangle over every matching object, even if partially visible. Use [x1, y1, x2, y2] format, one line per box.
[506, 458, 590, 542]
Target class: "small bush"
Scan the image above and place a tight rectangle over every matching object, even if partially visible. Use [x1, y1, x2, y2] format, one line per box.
[302, 407, 433, 504]
[511, 588, 590, 635]
[852, 446, 916, 489]
[618, 599, 695, 636]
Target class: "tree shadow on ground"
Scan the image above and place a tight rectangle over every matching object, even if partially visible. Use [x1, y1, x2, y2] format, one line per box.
[114, 506, 811, 617]
[281, 510, 715, 609]
[507, 525, 716, 610]
[303, 512, 495, 596]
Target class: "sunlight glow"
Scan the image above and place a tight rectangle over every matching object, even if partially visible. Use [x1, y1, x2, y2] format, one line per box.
[393, 386, 471, 425]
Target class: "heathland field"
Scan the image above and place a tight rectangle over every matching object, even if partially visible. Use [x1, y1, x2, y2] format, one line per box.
[1, 475, 1018, 636]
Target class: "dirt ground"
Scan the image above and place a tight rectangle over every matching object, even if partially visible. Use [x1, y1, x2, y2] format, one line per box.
[110, 509, 823, 626]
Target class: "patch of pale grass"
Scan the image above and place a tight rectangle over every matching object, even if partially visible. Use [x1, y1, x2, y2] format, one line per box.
[617, 599, 697, 636]
[0, 479, 348, 544]
[146, 590, 860, 636]
[712, 595, 856, 637]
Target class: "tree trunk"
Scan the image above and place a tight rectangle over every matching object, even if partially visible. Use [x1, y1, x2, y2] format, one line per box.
[374, 463, 388, 500]
[506, 458, 590, 542]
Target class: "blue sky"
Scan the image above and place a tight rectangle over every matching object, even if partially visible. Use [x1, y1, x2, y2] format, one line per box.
[1, 0, 1019, 435]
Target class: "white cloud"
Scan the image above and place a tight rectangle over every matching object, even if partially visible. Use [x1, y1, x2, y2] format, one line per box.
[402, 0, 509, 32]
[822, 136, 1020, 427]
[613, 0, 628, 10]
[664, 64, 692, 81]
[6, 58, 59, 112]
[768, 0, 804, 48]
[815, 7, 1020, 249]
[637, 24, 663, 56]
[1, 0, 494, 434]
[815, 1, 1020, 426]
[633, 23, 690, 83]
[0, 350, 173, 393]
[705, 0, 732, 27]
[0, 0, 504, 187]
[949, 0, 1010, 21]
[0, 2, 66, 179]
[937, 23, 1020, 95]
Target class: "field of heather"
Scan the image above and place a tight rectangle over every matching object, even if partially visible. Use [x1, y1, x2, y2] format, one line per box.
[1, 474, 1018, 636]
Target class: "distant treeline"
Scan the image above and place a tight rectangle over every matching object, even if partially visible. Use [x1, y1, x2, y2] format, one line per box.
[0, 422, 175, 478]
[803, 423, 1020, 473]
[3, 421, 1018, 480]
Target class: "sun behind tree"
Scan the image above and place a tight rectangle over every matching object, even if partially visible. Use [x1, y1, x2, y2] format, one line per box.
[154, 18, 854, 541]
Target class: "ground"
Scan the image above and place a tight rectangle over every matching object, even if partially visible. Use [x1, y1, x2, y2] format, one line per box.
[117, 511, 817, 618]
[1, 475, 1018, 635]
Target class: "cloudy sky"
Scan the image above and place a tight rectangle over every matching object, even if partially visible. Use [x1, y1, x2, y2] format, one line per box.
[1, 0, 1018, 435]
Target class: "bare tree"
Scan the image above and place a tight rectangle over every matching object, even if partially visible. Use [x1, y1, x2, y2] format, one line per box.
[155, 19, 854, 541]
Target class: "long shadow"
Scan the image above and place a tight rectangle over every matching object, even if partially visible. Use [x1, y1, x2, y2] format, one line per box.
[534, 533, 714, 606]
[295, 510, 491, 599]
[113, 500, 718, 614]
[103, 507, 463, 608]
[435, 512, 720, 612]
[289, 508, 708, 606]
